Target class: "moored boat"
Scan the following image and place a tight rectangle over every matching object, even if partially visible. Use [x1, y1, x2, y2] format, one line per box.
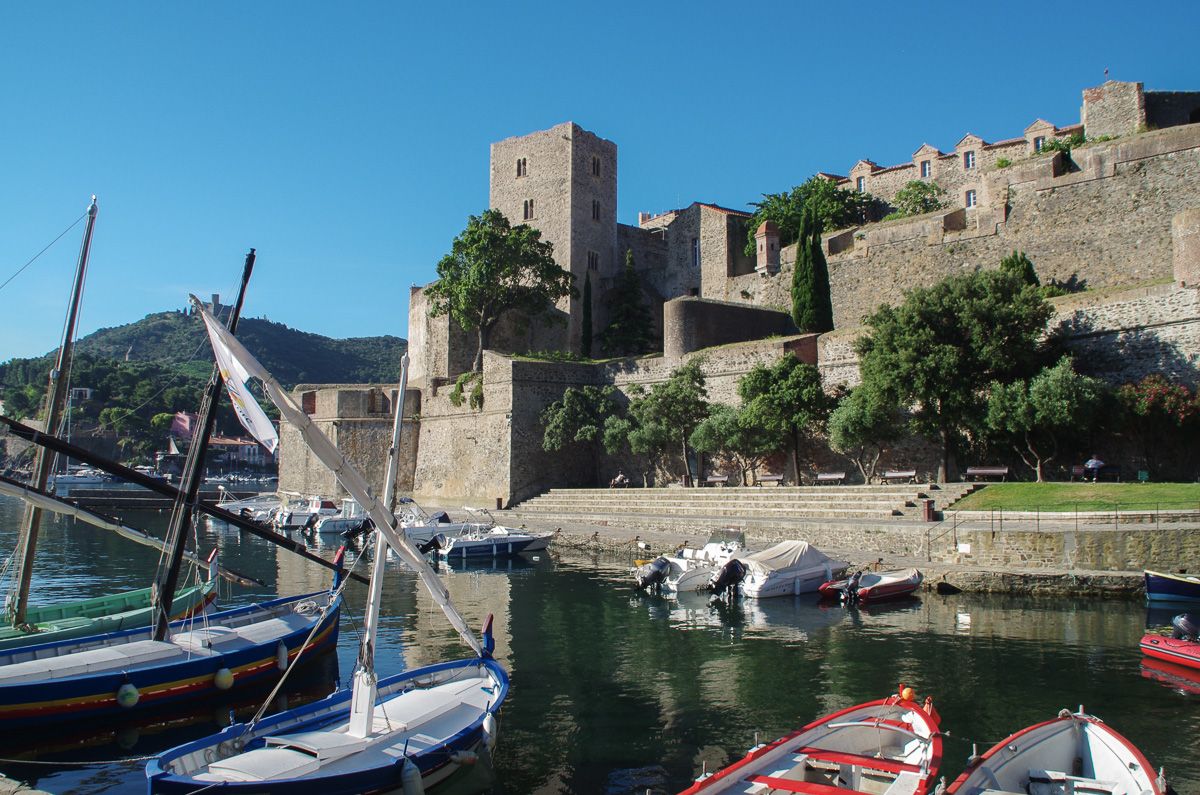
[945, 708, 1166, 795]
[680, 688, 942, 794]
[710, 540, 848, 599]
[1144, 569, 1200, 603]
[434, 525, 554, 559]
[635, 530, 746, 592]
[819, 568, 924, 605]
[1140, 613, 1200, 670]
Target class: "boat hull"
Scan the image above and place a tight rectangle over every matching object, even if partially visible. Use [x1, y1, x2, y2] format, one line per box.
[741, 567, 841, 599]
[438, 533, 551, 559]
[819, 569, 923, 604]
[0, 592, 340, 729]
[1144, 569, 1200, 603]
[1140, 632, 1200, 670]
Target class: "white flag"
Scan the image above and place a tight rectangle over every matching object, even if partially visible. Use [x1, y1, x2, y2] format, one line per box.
[193, 297, 279, 454]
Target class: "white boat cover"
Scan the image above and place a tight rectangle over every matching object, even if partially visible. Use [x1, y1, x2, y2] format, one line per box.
[737, 540, 835, 576]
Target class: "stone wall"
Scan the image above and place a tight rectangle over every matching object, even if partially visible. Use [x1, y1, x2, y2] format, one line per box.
[663, 297, 799, 359]
[1081, 80, 1146, 138]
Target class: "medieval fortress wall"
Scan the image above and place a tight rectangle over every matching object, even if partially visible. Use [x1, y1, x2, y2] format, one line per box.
[282, 81, 1200, 503]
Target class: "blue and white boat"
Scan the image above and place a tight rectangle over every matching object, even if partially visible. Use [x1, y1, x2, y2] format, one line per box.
[434, 525, 554, 560]
[1144, 569, 1200, 603]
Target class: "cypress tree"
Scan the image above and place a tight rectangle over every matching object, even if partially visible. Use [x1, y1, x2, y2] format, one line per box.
[581, 272, 593, 358]
[599, 250, 653, 356]
[791, 208, 834, 333]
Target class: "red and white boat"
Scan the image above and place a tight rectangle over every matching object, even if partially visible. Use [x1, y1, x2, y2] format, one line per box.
[679, 689, 942, 795]
[946, 709, 1167, 795]
[819, 569, 923, 604]
[1140, 633, 1200, 670]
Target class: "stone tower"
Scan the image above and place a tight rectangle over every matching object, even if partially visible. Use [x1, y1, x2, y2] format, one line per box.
[489, 122, 618, 352]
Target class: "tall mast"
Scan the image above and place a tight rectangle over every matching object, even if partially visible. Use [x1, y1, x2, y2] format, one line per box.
[348, 353, 408, 738]
[8, 196, 98, 626]
[151, 249, 255, 641]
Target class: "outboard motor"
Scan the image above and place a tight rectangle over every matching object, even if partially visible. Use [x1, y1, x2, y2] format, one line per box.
[429, 510, 451, 524]
[418, 533, 446, 555]
[1172, 612, 1199, 641]
[710, 559, 748, 597]
[841, 570, 863, 606]
[636, 557, 671, 590]
[341, 518, 374, 542]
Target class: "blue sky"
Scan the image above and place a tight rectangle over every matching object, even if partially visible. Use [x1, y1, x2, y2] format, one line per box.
[1, 1, 1196, 362]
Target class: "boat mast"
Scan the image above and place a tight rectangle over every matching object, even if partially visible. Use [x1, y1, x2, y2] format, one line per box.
[7, 196, 98, 627]
[348, 353, 409, 738]
[151, 249, 255, 642]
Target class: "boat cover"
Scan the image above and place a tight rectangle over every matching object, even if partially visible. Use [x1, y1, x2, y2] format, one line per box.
[736, 541, 835, 576]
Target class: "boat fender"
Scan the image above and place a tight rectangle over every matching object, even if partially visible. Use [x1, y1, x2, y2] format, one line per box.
[276, 641, 289, 672]
[483, 712, 498, 752]
[214, 667, 235, 691]
[449, 750, 478, 765]
[116, 682, 140, 709]
[400, 757, 425, 795]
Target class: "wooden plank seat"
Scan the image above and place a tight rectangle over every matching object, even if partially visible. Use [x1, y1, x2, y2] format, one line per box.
[879, 469, 916, 484]
[703, 475, 730, 486]
[795, 746, 922, 775]
[747, 775, 868, 794]
[965, 465, 1008, 482]
[814, 472, 846, 485]
[757, 473, 784, 486]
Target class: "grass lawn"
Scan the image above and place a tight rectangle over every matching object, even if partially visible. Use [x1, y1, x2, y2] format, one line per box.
[950, 482, 1200, 512]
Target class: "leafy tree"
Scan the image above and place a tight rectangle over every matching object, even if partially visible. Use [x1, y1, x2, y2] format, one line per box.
[985, 357, 1104, 481]
[1116, 374, 1200, 478]
[884, 180, 946, 219]
[857, 269, 1053, 482]
[738, 354, 834, 482]
[828, 384, 903, 483]
[599, 250, 654, 357]
[743, 176, 878, 257]
[999, 250, 1039, 287]
[689, 404, 776, 485]
[581, 273, 593, 358]
[540, 385, 619, 485]
[791, 207, 834, 333]
[602, 398, 670, 487]
[426, 209, 576, 372]
[607, 360, 709, 484]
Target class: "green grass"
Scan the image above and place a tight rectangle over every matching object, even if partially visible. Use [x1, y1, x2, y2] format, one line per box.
[950, 482, 1200, 512]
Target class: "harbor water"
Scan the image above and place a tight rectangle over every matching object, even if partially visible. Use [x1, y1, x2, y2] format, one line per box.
[0, 494, 1197, 794]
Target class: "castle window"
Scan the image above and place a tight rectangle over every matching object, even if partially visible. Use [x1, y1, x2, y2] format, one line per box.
[591, 156, 600, 176]
[691, 237, 700, 268]
[965, 189, 977, 208]
[516, 157, 527, 177]
[856, 176, 866, 192]
[302, 391, 317, 415]
[592, 199, 600, 221]
[587, 251, 599, 271]
[963, 151, 976, 170]
[920, 160, 931, 178]
[1033, 136, 1046, 152]
[523, 199, 534, 220]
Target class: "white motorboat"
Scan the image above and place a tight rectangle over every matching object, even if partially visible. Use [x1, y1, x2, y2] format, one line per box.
[434, 525, 554, 559]
[710, 540, 848, 599]
[271, 495, 339, 531]
[635, 530, 746, 592]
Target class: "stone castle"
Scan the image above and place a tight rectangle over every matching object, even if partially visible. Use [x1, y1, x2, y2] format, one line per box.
[281, 80, 1200, 505]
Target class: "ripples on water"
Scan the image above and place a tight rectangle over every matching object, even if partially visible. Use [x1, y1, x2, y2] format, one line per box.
[0, 494, 1195, 794]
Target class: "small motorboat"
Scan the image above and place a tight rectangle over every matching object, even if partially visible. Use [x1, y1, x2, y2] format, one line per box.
[819, 568, 924, 605]
[710, 540, 848, 599]
[680, 687, 942, 794]
[634, 530, 746, 592]
[1140, 613, 1200, 670]
[945, 708, 1167, 795]
[434, 525, 554, 559]
[271, 496, 339, 532]
[1144, 569, 1200, 603]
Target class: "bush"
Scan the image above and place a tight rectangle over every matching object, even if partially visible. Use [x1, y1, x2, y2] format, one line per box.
[995, 157, 1012, 169]
[888, 180, 946, 219]
[449, 371, 483, 410]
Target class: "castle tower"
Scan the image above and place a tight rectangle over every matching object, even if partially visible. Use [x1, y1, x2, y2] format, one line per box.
[755, 220, 780, 275]
[489, 122, 618, 353]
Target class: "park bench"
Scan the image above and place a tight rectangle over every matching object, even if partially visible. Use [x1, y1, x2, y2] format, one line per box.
[702, 475, 729, 487]
[814, 471, 846, 485]
[1071, 464, 1122, 482]
[965, 465, 1009, 482]
[879, 469, 917, 485]
[756, 473, 784, 486]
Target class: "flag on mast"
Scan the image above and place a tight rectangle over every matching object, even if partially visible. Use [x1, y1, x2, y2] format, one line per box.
[194, 297, 279, 454]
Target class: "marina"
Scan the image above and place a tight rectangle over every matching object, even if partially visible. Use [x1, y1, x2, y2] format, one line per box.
[0, 496, 1195, 794]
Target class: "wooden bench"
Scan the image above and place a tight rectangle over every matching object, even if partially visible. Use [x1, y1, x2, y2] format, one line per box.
[702, 475, 729, 487]
[796, 747, 922, 775]
[879, 469, 916, 484]
[746, 776, 868, 795]
[965, 465, 1008, 482]
[814, 471, 846, 485]
[1071, 464, 1121, 482]
[756, 473, 784, 486]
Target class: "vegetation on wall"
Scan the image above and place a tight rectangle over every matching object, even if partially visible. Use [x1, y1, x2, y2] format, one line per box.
[448, 370, 483, 411]
[883, 180, 946, 220]
[743, 176, 878, 257]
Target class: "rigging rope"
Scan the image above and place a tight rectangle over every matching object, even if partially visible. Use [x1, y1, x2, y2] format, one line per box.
[0, 209, 88, 295]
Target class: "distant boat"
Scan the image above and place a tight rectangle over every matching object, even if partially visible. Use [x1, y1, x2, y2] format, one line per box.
[1144, 569, 1200, 603]
[819, 568, 924, 605]
[945, 708, 1166, 795]
[680, 689, 942, 794]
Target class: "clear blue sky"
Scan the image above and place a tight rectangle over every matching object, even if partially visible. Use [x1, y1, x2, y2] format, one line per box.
[1, 1, 1196, 362]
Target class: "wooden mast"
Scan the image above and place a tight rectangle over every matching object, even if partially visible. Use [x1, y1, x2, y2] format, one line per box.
[152, 250, 255, 641]
[8, 196, 98, 626]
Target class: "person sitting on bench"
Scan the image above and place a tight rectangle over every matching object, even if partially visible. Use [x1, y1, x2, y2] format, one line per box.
[1084, 454, 1104, 482]
[609, 470, 629, 488]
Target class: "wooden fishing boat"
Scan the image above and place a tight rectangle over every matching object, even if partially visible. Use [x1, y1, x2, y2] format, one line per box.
[945, 708, 1167, 795]
[679, 690, 942, 794]
[1144, 569, 1200, 603]
[819, 569, 924, 605]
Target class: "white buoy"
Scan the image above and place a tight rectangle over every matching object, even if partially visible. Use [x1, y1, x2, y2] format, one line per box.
[214, 667, 234, 690]
[116, 682, 140, 708]
[400, 757, 425, 795]
[482, 713, 498, 752]
[276, 641, 289, 672]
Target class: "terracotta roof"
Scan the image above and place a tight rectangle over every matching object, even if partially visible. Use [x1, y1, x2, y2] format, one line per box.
[815, 172, 846, 181]
[209, 436, 262, 447]
[695, 202, 752, 217]
[984, 136, 1026, 149]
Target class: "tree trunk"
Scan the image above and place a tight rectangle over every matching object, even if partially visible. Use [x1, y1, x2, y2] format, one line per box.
[938, 427, 957, 483]
[474, 324, 492, 373]
[790, 430, 802, 487]
[680, 435, 691, 486]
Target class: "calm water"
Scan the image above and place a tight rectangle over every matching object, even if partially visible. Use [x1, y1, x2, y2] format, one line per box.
[0, 494, 1197, 794]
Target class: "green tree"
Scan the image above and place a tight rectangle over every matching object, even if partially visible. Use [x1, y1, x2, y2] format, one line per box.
[858, 269, 1053, 482]
[612, 360, 709, 484]
[738, 354, 834, 482]
[985, 357, 1104, 481]
[885, 180, 946, 219]
[999, 250, 1039, 287]
[599, 250, 654, 357]
[743, 176, 877, 257]
[689, 403, 776, 485]
[540, 385, 619, 485]
[791, 207, 834, 333]
[828, 384, 903, 483]
[426, 209, 576, 371]
[581, 273, 593, 358]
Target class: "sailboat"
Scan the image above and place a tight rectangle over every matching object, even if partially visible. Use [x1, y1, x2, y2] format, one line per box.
[147, 308, 508, 794]
[1, 197, 215, 650]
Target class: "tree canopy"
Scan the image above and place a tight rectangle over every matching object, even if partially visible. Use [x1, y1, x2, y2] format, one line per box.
[606, 359, 709, 484]
[737, 353, 834, 481]
[884, 180, 946, 220]
[426, 209, 575, 371]
[689, 403, 776, 485]
[828, 384, 903, 483]
[743, 176, 878, 257]
[541, 384, 619, 485]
